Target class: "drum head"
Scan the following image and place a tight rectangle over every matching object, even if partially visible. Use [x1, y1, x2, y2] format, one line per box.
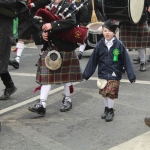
[87, 22, 104, 32]
[86, 22, 104, 48]
[130, 0, 144, 23]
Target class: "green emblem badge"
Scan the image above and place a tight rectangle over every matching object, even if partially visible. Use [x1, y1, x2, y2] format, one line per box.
[113, 48, 120, 62]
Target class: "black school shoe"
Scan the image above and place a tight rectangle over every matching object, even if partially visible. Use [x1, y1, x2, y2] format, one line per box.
[101, 107, 108, 119]
[140, 63, 146, 72]
[0, 86, 17, 100]
[9, 59, 19, 69]
[77, 52, 83, 59]
[105, 108, 114, 122]
[28, 100, 46, 115]
[60, 101, 72, 112]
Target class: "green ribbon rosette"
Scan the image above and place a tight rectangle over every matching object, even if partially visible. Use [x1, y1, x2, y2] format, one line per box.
[113, 49, 120, 62]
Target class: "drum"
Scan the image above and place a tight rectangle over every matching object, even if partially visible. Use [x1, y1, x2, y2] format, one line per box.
[86, 22, 104, 48]
[102, 0, 145, 24]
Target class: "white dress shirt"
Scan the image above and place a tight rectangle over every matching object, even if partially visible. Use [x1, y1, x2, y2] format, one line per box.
[105, 37, 115, 51]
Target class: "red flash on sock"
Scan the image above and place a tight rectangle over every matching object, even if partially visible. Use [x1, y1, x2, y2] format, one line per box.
[13, 48, 18, 52]
[69, 85, 74, 94]
[34, 85, 42, 94]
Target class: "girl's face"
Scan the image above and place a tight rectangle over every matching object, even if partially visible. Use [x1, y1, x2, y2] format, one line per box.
[102, 27, 115, 41]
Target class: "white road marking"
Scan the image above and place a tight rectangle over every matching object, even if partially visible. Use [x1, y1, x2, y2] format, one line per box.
[9, 72, 150, 85]
[108, 131, 150, 150]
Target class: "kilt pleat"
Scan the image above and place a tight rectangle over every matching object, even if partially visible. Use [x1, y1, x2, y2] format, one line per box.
[99, 80, 120, 99]
[36, 51, 83, 84]
[119, 22, 150, 49]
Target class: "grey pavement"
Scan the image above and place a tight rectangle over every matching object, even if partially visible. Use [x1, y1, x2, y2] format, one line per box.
[0, 43, 150, 150]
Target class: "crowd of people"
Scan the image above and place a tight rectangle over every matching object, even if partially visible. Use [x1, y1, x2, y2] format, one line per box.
[0, 0, 150, 127]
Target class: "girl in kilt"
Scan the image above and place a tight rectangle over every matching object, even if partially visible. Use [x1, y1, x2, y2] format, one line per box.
[28, 0, 83, 115]
[83, 20, 136, 122]
[119, 0, 150, 71]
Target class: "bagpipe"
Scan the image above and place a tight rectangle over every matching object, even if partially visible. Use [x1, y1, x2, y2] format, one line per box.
[34, 0, 89, 44]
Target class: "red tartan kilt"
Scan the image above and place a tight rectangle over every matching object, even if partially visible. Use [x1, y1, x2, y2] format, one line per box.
[99, 80, 120, 99]
[119, 21, 150, 49]
[35, 8, 88, 43]
[36, 51, 83, 84]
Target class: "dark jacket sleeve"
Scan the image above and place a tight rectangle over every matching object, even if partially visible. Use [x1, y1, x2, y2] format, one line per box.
[34, 0, 50, 9]
[82, 43, 100, 80]
[120, 41, 136, 83]
[145, 0, 150, 7]
[0, 0, 17, 8]
[50, 4, 76, 33]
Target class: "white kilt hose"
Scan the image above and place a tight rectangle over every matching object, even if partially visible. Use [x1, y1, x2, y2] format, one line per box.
[36, 50, 83, 85]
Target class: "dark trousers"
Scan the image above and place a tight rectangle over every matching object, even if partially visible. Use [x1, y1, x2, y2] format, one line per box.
[0, 71, 14, 88]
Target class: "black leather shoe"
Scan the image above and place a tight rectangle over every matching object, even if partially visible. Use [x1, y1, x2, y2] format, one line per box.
[0, 86, 17, 100]
[144, 117, 150, 127]
[122, 68, 125, 73]
[78, 52, 83, 59]
[140, 63, 146, 72]
[101, 107, 108, 119]
[9, 59, 19, 69]
[60, 101, 72, 112]
[105, 108, 114, 122]
[28, 101, 46, 115]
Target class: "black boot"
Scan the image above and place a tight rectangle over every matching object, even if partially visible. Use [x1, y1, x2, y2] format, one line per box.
[28, 100, 46, 115]
[140, 63, 146, 72]
[60, 96, 72, 112]
[0, 86, 17, 100]
[9, 59, 19, 69]
[78, 52, 83, 59]
[105, 108, 114, 122]
[101, 107, 108, 119]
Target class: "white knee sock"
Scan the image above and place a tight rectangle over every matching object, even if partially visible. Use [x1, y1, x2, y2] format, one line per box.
[78, 43, 86, 53]
[36, 45, 43, 54]
[40, 84, 51, 108]
[15, 43, 25, 63]
[103, 97, 108, 107]
[64, 82, 71, 102]
[138, 49, 146, 63]
[107, 97, 114, 109]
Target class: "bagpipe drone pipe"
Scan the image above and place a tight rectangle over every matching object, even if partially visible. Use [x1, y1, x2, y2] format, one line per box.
[34, 0, 89, 44]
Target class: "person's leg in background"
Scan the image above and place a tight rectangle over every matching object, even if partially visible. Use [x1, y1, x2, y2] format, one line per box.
[0, 71, 17, 100]
[77, 43, 86, 59]
[138, 48, 147, 71]
[9, 39, 25, 69]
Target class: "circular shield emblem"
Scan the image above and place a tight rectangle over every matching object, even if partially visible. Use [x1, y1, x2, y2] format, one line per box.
[45, 50, 62, 70]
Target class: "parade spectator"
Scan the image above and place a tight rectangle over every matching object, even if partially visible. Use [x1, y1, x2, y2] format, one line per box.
[119, 0, 150, 71]
[82, 19, 136, 122]
[9, 0, 50, 69]
[28, 0, 83, 115]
